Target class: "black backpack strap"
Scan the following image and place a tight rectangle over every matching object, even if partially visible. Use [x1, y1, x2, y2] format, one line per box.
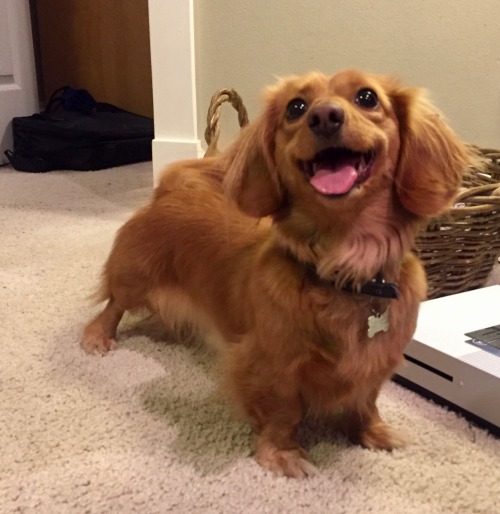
[45, 86, 97, 114]
[45, 86, 70, 112]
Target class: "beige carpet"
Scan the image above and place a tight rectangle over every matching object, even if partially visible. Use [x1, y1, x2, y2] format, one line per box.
[1, 161, 499, 514]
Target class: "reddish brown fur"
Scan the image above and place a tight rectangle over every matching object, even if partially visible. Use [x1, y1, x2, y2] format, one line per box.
[81, 69, 477, 477]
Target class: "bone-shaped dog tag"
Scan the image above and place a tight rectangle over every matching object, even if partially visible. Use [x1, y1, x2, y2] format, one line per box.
[367, 307, 390, 338]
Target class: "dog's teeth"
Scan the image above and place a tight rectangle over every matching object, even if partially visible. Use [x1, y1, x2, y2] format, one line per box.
[359, 154, 370, 171]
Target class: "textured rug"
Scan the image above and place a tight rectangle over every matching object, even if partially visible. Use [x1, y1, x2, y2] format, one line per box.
[1, 162, 499, 514]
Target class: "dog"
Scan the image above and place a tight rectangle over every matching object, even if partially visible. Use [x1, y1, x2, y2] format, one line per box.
[81, 69, 477, 477]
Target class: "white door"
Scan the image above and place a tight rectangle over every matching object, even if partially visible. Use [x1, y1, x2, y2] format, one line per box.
[0, 0, 38, 164]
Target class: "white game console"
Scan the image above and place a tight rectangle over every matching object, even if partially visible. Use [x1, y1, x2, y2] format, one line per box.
[395, 285, 500, 434]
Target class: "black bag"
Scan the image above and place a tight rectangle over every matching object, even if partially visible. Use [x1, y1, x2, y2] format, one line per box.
[4, 87, 154, 173]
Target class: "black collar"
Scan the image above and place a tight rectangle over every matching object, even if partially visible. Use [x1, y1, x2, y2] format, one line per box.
[303, 260, 400, 300]
[285, 247, 400, 300]
[342, 273, 400, 299]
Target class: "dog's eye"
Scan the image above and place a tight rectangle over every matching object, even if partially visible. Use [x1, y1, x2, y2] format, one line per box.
[286, 98, 308, 121]
[355, 88, 379, 109]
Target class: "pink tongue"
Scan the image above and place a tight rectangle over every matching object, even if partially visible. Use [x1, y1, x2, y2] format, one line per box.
[309, 164, 358, 195]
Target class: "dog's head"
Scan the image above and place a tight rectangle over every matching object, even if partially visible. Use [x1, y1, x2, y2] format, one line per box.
[223, 69, 475, 219]
[222, 69, 477, 279]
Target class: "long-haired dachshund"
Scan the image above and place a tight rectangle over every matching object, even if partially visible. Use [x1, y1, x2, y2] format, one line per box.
[81, 69, 477, 477]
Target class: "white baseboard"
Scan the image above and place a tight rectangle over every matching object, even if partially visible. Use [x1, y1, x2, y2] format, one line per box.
[152, 138, 204, 184]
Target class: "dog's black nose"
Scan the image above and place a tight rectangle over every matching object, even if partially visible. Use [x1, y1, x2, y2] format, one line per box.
[307, 104, 344, 138]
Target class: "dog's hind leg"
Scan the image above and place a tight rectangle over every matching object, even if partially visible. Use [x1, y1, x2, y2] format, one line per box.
[81, 297, 124, 355]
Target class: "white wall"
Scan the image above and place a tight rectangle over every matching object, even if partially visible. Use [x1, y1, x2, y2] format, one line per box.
[194, 0, 500, 150]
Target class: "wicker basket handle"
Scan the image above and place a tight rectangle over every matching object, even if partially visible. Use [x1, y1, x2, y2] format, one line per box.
[453, 182, 500, 209]
[204, 88, 249, 157]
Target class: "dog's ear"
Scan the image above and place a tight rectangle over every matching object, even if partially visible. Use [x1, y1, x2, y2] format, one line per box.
[222, 97, 285, 218]
[391, 86, 477, 217]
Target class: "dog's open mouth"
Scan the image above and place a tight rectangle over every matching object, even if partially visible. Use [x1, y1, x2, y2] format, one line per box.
[299, 148, 375, 196]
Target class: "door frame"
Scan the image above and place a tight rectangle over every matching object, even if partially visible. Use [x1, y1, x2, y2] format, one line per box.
[148, 0, 202, 183]
[0, 0, 38, 164]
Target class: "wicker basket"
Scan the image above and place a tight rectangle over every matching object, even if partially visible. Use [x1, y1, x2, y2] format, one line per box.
[204, 91, 500, 299]
[416, 149, 500, 299]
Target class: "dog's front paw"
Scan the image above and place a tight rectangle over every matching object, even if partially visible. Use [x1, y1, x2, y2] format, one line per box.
[256, 446, 318, 478]
[81, 323, 117, 356]
[352, 422, 407, 451]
